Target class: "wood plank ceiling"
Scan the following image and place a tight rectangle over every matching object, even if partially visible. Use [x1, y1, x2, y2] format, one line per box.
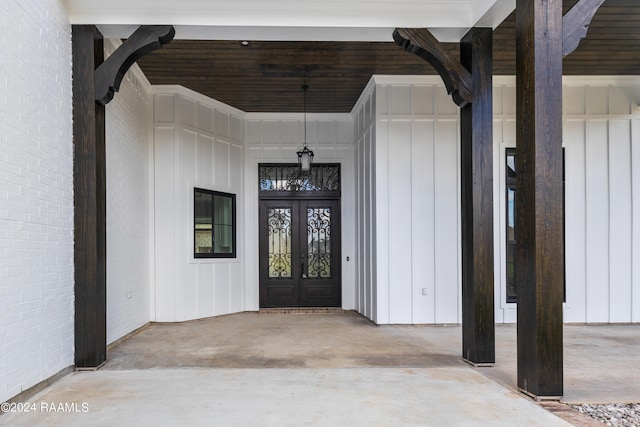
[136, 0, 640, 113]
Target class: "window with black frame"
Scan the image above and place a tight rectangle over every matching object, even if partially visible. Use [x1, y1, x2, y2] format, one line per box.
[506, 148, 565, 303]
[505, 149, 517, 303]
[194, 188, 236, 258]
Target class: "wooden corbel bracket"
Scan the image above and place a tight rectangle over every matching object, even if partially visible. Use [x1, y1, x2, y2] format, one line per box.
[563, 0, 605, 58]
[95, 25, 175, 105]
[393, 28, 472, 108]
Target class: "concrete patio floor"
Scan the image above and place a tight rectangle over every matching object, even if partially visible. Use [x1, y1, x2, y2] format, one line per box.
[1, 311, 638, 426]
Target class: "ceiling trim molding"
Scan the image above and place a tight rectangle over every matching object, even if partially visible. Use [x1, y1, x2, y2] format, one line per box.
[371, 75, 448, 86]
[244, 112, 353, 121]
[561, 75, 640, 86]
[149, 85, 247, 118]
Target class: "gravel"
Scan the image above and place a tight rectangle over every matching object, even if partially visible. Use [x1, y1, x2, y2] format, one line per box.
[571, 403, 640, 427]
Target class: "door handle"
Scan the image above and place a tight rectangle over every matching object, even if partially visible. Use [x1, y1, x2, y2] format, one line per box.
[301, 262, 307, 279]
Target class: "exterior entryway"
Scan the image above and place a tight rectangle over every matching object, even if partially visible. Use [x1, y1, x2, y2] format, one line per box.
[258, 164, 341, 308]
[259, 199, 341, 307]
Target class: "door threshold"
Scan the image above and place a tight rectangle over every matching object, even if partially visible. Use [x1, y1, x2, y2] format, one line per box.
[259, 308, 344, 315]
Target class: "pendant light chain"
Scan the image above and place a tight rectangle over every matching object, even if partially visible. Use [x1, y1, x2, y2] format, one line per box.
[303, 83, 309, 147]
[297, 83, 314, 173]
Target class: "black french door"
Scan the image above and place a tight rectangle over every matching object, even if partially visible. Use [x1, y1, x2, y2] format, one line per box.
[259, 199, 341, 307]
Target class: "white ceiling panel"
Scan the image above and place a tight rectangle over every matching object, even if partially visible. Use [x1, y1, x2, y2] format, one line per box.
[66, 0, 515, 42]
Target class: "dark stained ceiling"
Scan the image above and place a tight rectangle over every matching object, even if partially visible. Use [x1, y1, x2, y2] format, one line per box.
[136, 0, 640, 113]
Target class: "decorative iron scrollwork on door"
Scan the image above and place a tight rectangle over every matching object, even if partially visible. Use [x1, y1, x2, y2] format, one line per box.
[307, 207, 332, 278]
[267, 208, 292, 278]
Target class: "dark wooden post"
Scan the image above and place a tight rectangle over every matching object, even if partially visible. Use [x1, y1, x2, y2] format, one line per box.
[72, 25, 107, 368]
[515, 0, 564, 398]
[72, 24, 174, 369]
[460, 27, 495, 366]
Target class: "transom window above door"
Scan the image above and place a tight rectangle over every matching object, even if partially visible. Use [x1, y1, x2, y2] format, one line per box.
[259, 163, 340, 193]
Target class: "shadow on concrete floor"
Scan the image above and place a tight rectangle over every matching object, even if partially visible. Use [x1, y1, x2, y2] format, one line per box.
[106, 311, 640, 404]
[105, 311, 466, 370]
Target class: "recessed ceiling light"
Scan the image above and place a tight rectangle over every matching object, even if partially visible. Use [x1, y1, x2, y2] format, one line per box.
[240, 41, 251, 47]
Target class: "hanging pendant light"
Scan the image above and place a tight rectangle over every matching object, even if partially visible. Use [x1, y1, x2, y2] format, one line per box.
[297, 84, 314, 173]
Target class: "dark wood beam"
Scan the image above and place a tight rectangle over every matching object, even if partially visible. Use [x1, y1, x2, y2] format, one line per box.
[516, 0, 564, 398]
[95, 25, 175, 105]
[393, 28, 472, 107]
[460, 27, 495, 366]
[563, 0, 606, 57]
[72, 25, 107, 368]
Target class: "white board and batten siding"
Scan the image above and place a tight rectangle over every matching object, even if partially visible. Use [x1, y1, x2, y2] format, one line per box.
[151, 86, 357, 318]
[496, 77, 640, 324]
[353, 75, 640, 325]
[149, 76, 640, 325]
[559, 77, 640, 323]
[352, 76, 462, 325]
[353, 86, 378, 322]
[151, 86, 244, 322]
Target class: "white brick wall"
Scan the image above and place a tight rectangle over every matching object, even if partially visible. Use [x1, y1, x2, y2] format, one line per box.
[105, 39, 153, 344]
[0, 0, 74, 402]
